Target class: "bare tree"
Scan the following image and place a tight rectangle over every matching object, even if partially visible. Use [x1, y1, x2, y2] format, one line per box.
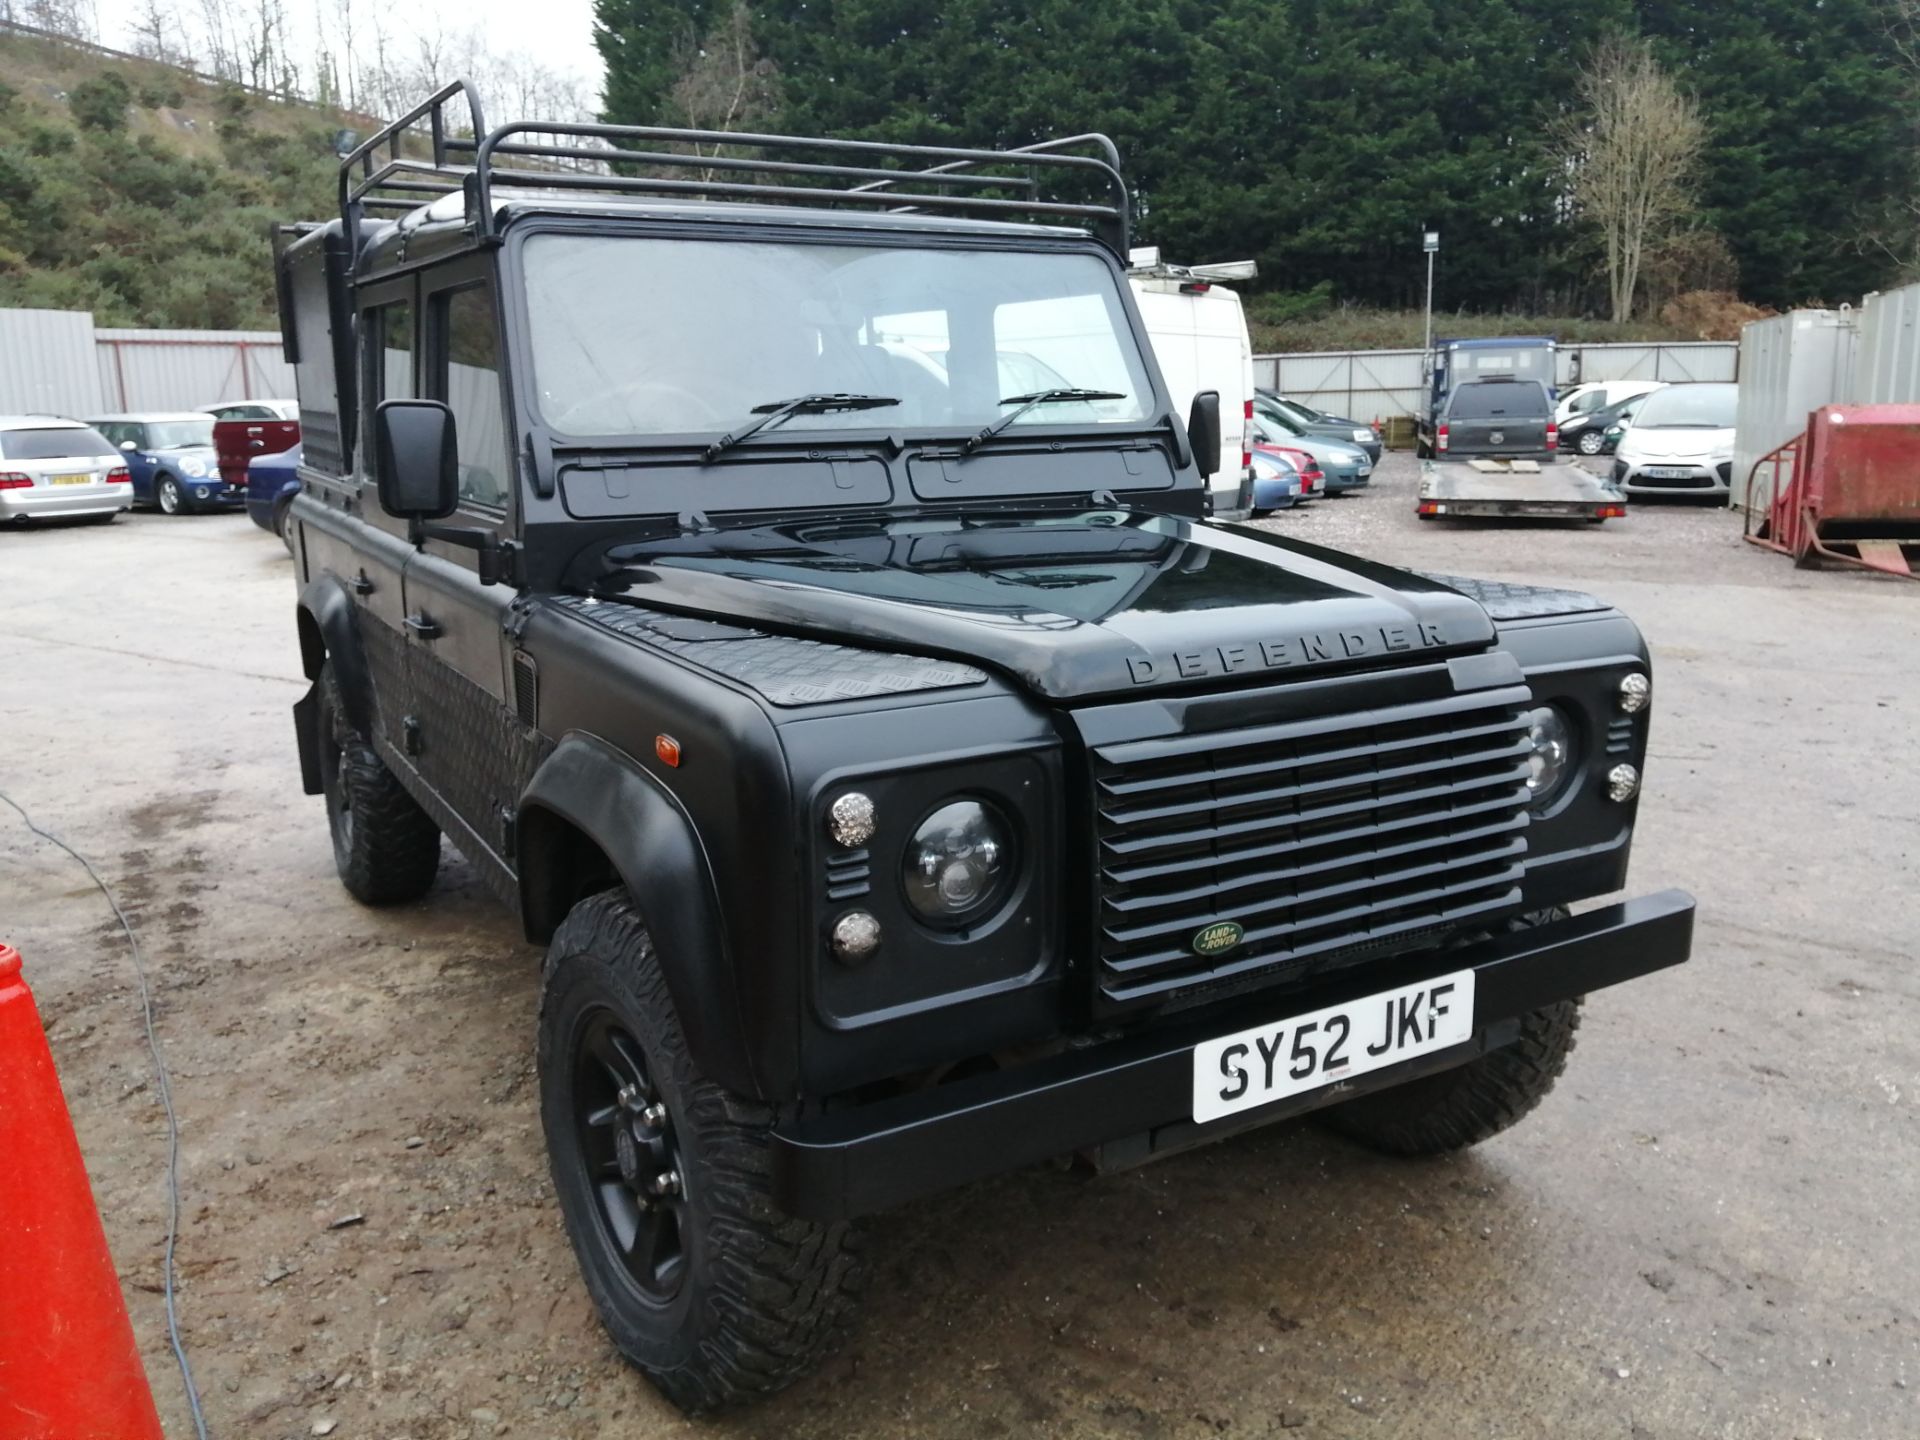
[129, 0, 185, 65]
[1552, 34, 1706, 323]
[668, 2, 780, 179]
[21, 0, 95, 40]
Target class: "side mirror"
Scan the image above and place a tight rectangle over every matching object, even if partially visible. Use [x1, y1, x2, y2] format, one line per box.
[119, 440, 137, 452]
[374, 399, 458, 521]
[1187, 390, 1222, 479]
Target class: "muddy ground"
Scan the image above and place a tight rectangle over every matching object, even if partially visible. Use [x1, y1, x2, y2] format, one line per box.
[1, 454, 1915, 1439]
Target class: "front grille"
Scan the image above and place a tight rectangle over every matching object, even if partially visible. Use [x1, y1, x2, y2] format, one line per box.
[1088, 687, 1533, 1008]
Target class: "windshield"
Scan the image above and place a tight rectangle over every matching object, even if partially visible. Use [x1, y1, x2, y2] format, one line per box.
[1252, 411, 1302, 443]
[1, 427, 115, 460]
[1630, 384, 1737, 429]
[144, 420, 215, 449]
[522, 235, 1155, 439]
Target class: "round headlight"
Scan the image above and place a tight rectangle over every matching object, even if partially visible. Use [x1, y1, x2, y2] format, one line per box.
[1524, 705, 1574, 807]
[902, 799, 1014, 927]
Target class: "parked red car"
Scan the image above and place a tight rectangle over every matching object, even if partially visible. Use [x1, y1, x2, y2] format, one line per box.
[203, 400, 300, 488]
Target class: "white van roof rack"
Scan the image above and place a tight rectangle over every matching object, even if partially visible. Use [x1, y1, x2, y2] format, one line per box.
[1125, 249, 1257, 282]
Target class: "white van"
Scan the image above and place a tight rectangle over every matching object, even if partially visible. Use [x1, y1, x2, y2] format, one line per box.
[1556, 379, 1664, 426]
[1128, 252, 1256, 519]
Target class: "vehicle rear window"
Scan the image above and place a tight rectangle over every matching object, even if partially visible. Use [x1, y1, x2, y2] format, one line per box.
[1448, 384, 1547, 419]
[0, 427, 115, 460]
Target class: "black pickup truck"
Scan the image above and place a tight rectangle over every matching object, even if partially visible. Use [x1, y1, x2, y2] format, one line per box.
[1435, 378, 1557, 460]
[273, 84, 1693, 1413]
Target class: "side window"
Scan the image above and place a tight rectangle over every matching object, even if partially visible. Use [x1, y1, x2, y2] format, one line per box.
[360, 301, 413, 487]
[1570, 391, 1602, 415]
[375, 302, 415, 402]
[435, 285, 510, 513]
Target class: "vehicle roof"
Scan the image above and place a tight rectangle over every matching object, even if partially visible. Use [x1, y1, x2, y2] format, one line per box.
[86, 411, 219, 423]
[1440, 336, 1555, 347]
[0, 414, 88, 430]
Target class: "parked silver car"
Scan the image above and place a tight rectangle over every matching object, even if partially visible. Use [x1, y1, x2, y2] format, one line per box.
[0, 416, 131, 524]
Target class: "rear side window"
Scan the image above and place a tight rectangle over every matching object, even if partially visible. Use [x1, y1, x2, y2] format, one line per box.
[0, 427, 116, 460]
[1449, 384, 1547, 419]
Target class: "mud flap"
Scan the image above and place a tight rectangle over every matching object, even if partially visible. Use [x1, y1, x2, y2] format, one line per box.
[292, 684, 322, 795]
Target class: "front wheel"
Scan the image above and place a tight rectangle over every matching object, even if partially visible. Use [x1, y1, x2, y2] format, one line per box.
[156, 475, 184, 514]
[539, 889, 863, 1414]
[314, 662, 439, 904]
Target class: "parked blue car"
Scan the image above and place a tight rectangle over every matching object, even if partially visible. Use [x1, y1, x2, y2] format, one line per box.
[246, 443, 302, 546]
[87, 412, 243, 514]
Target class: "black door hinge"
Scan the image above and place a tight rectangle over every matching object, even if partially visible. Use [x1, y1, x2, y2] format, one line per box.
[404, 613, 442, 640]
[502, 594, 536, 643]
[350, 569, 375, 597]
[402, 716, 423, 756]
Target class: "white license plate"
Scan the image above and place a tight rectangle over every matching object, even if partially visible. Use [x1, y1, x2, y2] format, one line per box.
[1643, 466, 1693, 478]
[1192, 969, 1475, 1123]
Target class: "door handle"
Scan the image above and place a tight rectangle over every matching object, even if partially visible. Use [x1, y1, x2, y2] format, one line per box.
[404, 613, 442, 640]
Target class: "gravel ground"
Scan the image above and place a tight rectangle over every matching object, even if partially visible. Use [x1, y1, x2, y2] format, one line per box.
[1, 453, 1916, 1439]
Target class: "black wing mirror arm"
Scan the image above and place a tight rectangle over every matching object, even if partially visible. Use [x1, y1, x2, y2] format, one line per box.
[408, 520, 519, 587]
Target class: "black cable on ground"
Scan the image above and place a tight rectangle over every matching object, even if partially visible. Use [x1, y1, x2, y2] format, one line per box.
[0, 788, 210, 1440]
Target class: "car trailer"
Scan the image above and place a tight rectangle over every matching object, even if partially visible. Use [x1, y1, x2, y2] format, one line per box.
[1417, 458, 1628, 523]
[1745, 404, 1920, 580]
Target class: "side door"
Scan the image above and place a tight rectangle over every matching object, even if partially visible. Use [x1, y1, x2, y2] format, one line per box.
[397, 266, 523, 871]
[304, 281, 420, 756]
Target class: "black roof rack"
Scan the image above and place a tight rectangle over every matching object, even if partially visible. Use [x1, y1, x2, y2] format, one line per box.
[338, 80, 1130, 272]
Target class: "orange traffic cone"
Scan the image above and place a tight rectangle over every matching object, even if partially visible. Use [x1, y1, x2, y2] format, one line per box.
[0, 943, 166, 1440]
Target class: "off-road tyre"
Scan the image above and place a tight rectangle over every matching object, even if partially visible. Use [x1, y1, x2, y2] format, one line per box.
[539, 889, 864, 1414]
[314, 661, 439, 904]
[1317, 910, 1581, 1157]
[156, 475, 184, 514]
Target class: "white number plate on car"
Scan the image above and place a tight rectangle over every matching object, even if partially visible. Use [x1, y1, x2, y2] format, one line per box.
[1643, 466, 1693, 478]
[1192, 970, 1474, 1123]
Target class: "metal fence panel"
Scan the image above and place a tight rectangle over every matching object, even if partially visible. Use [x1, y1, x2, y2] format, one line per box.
[1258, 348, 1426, 419]
[94, 329, 295, 412]
[0, 309, 106, 416]
[1857, 283, 1920, 406]
[1254, 340, 1738, 420]
[1731, 310, 1858, 513]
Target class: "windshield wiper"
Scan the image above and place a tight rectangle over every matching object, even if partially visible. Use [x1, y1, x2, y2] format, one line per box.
[702, 393, 898, 463]
[960, 388, 1128, 456]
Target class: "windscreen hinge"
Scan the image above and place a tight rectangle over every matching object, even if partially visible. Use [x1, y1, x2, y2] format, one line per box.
[677, 509, 717, 536]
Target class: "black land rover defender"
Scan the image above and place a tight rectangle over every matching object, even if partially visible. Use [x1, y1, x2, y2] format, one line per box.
[275, 83, 1694, 1412]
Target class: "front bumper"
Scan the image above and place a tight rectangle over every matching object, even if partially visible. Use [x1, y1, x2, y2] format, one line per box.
[772, 889, 1694, 1219]
[181, 480, 247, 509]
[0, 485, 131, 520]
[1615, 458, 1731, 494]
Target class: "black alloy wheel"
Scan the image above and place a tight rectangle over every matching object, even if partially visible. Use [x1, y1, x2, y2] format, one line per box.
[571, 1009, 688, 1304]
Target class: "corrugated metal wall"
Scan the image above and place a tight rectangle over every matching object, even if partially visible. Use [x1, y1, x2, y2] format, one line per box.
[94, 329, 295, 413]
[1252, 340, 1739, 419]
[1731, 310, 1859, 513]
[0, 309, 107, 415]
[1856, 283, 1920, 406]
[1, 310, 296, 415]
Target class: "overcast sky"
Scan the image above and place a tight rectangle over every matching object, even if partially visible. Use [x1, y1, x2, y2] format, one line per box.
[89, 0, 608, 105]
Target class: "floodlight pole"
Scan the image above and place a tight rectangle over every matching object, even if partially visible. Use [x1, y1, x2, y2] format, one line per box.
[1422, 230, 1439, 360]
